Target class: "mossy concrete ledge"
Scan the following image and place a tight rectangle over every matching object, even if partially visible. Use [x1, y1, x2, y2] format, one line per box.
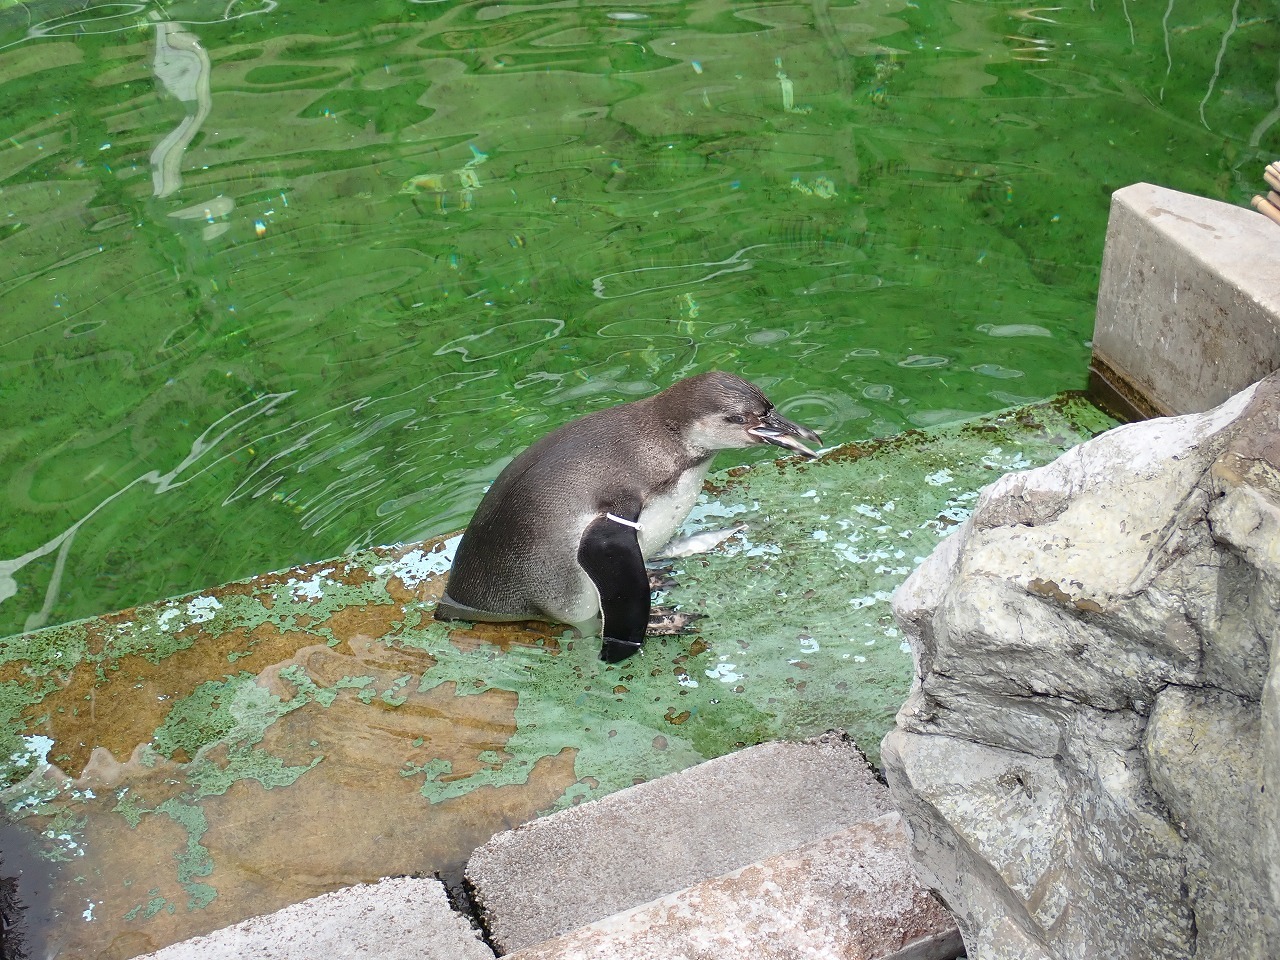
[1090, 182, 1280, 419]
[0, 395, 1114, 956]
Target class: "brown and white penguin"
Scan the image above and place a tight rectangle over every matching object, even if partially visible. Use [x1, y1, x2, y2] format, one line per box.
[434, 372, 821, 662]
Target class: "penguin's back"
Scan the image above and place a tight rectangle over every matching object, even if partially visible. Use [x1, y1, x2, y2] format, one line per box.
[442, 399, 690, 622]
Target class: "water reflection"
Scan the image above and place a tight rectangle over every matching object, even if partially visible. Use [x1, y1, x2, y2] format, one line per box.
[13, 0, 278, 44]
[978, 323, 1054, 337]
[167, 195, 235, 241]
[150, 15, 211, 198]
[591, 244, 761, 299]
[1, 370, 507, 632]
[775, 390, 869, 437]
[435, 317, 565, 361]
[0, 391, 295, 632]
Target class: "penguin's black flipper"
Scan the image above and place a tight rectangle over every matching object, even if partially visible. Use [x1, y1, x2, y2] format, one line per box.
[578, 511, 650, 663]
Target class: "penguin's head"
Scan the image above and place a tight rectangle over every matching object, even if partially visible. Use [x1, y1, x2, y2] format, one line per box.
[661, 372, 822, 459]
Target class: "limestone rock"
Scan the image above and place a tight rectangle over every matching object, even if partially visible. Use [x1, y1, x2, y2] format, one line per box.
[882, 373, 1280, 959]
[466, 732, 892, 953]
[135, 876, 494, 960]
[504, 813, 961, 960]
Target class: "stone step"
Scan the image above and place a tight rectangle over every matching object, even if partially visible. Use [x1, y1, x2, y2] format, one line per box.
[505, 811, 962, 960]
[135, 877, 493, 960]
[465, 731, 899, 954]
[133, 735, 962, 960]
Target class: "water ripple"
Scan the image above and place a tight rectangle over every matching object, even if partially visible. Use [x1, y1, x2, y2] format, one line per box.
[434, 318, 565, 361]
[591, 245, 763, 299]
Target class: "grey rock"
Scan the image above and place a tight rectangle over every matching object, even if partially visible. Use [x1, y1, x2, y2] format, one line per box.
[1092, 182, 1280, 417]
[1146, 685, 1263, 956]
[466, 731, 892, 954]
[135, 876, 494, 960]
[883, 373, 1280, 959]
[881, 731, 1068, 960]
[505, 813, 961, 960]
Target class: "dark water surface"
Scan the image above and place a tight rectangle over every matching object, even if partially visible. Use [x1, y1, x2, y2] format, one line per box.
[0, 0, 1276, 634]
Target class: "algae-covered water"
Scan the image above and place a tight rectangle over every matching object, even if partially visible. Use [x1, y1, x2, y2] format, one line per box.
[0, 0, 1276, 637]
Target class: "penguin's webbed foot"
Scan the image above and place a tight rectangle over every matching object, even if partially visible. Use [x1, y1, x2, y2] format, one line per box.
[599, 637, 644, 663]
[646, 608, 704, 636]
[647, 567, 678, 593]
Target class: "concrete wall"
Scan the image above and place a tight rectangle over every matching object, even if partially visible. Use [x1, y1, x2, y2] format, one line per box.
[1091, 182, 1280, 419]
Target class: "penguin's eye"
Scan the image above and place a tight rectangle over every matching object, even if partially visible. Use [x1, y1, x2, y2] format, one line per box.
[726, 414, 747, 425]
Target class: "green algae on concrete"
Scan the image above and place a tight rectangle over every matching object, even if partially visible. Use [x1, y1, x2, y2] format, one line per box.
[0, 394, 1114, 956]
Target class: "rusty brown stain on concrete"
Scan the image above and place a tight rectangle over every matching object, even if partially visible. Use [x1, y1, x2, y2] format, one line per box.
[25, 631, 581, 959]
[444, 618, 565, 655]
[319, 602, 409, 646]
[28, 620, 316, 771]
[383, 569, 446, 606]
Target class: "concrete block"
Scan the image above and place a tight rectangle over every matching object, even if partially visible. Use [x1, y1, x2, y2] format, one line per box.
[506, 812, 961, 960]
[1091, 182, 1280, 418]
[466, 732, 892, 954]
[135, 876, 493, 960]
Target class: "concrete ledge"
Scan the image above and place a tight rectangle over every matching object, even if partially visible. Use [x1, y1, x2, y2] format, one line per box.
[135, 877, 494, 960]
[1091, 182, 1280, 417]
[465, 731, 893, 953]
[506, 812, 962, 960]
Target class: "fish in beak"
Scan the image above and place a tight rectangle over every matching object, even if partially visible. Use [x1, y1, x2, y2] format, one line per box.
[747, 410, 822, 459]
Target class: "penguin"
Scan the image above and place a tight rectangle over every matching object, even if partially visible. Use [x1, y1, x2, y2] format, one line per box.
[434, 372, 821, 662]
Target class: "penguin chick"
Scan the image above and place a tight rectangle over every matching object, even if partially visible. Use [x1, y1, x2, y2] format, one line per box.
[434, 372, 821, 662]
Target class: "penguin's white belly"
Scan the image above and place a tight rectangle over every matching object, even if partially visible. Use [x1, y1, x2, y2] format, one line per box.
[540, 464, 710, 627]
[542, 512, 604, 626]
[637, 462, 711, 559]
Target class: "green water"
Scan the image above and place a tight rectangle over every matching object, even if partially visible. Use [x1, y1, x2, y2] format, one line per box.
[0, 0, 1276, 636]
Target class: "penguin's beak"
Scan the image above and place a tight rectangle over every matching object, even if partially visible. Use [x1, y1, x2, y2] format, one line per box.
[747, 411, 822, 459]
